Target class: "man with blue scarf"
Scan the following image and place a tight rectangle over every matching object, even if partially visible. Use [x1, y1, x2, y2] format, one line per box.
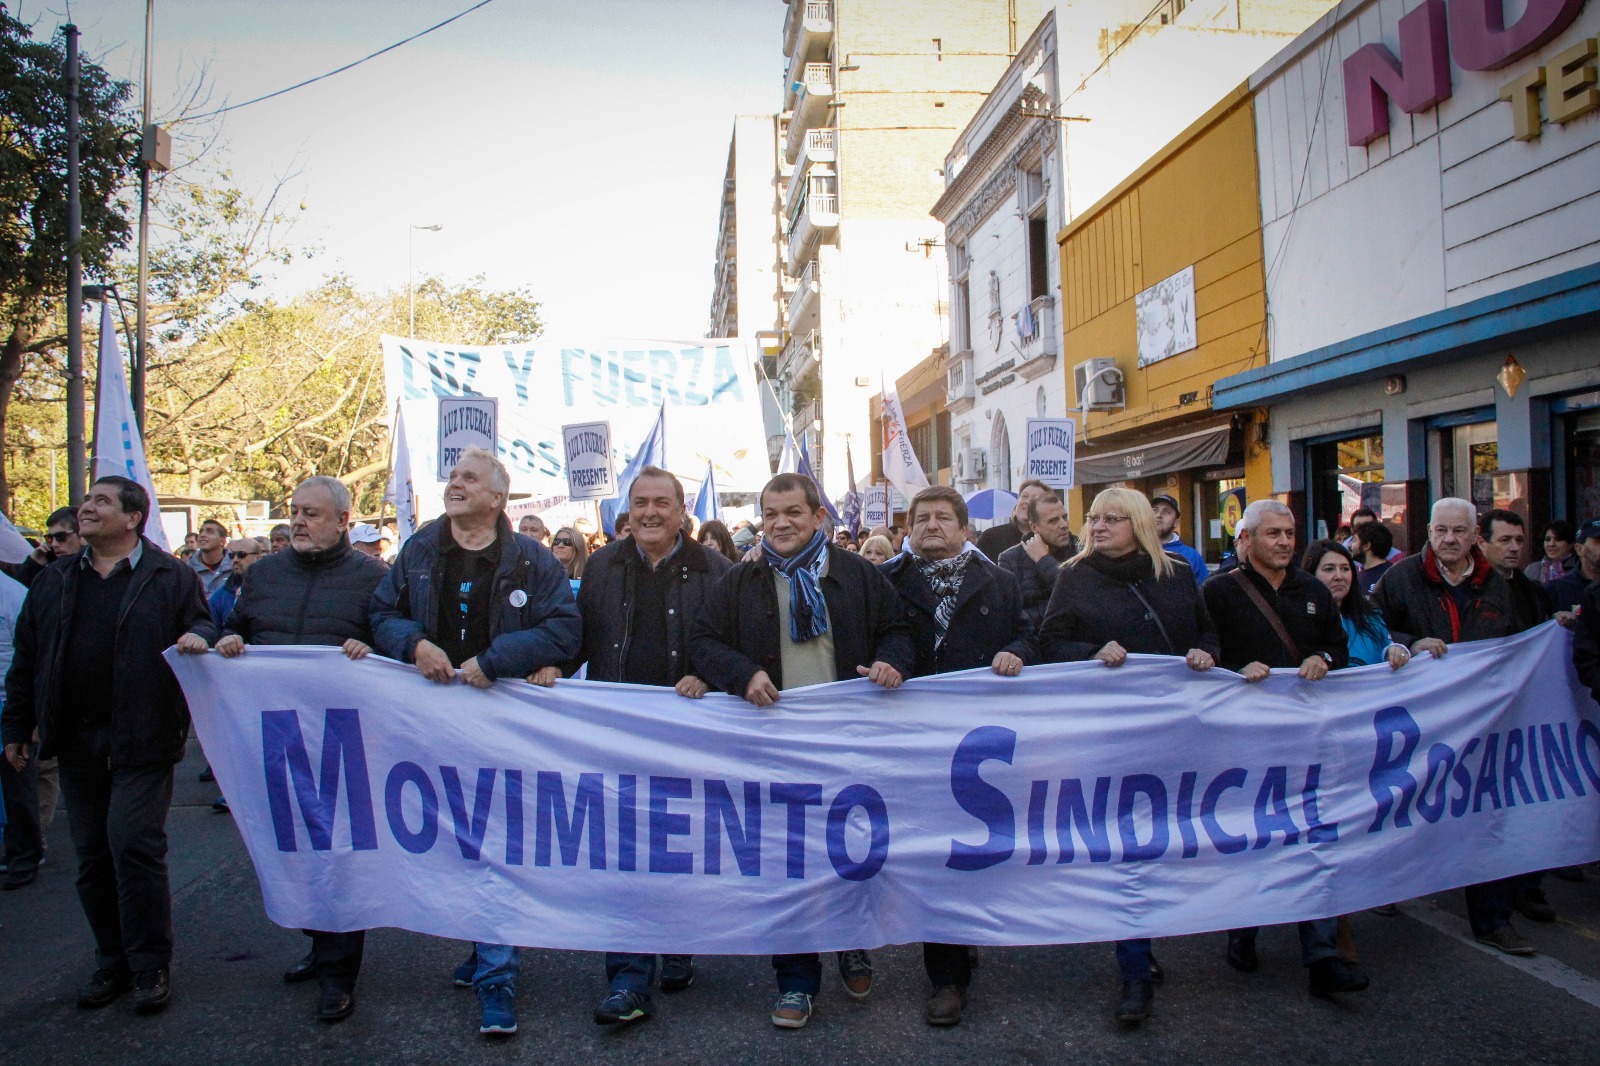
[690, 473, 914, 1031]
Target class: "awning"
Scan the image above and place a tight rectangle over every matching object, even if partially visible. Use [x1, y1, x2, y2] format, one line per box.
[1074, 421, 1232, 485]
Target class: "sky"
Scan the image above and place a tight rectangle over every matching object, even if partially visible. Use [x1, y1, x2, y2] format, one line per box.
[26, 0, 783, 338]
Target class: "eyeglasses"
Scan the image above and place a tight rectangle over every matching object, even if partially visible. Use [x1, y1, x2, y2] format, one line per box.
[227, 550, 259, 560]
[1085, 513, 1131, 527]
[46, 531, 75, 543]
[551, 537, 576, 548]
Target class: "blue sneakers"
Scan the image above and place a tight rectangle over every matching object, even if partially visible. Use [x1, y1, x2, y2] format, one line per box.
[478, 984, 517, 1036]
[770, 990, 813, 1029]
[452, 950, 477, 989]
[593, 988, 655, 1025]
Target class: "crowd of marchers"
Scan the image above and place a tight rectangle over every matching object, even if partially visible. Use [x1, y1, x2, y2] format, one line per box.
[2, 449, 1598, 1038]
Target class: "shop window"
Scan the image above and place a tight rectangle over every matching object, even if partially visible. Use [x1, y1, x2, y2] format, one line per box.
[1429, 417, 1498, 516]
[1307, 432, 1411, 551]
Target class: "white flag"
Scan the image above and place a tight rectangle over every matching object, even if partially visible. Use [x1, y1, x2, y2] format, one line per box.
[384, 404, 417, 544]
[92, 303, 168, 551]
[879, 379, 930, 502]
[776, 430, 800, 475]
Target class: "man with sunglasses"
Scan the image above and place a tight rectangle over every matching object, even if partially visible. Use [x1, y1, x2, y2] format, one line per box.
[4, 507, 82, 588]
[207, 539, 263, 628]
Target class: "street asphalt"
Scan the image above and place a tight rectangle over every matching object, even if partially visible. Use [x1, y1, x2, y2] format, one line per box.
[3, 738, 1599, 1065]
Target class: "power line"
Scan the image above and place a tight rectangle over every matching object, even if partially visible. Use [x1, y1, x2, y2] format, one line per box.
[178, 0, 499, 124]
[1058, 0, 1171, 110]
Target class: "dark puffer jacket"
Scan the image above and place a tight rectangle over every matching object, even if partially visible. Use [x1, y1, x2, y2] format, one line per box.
[223, 537, 388, 646]
[2, 538, 216, 765]
[1372, 545, 1524, 647]
[996, 538, 1077, 634]
[1040, 551, 1219, 663]
[881, 551, 1035, 676]
[567, 533, 732, 683]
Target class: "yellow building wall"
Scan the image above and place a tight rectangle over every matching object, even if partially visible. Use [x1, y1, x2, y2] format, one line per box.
[1056, 87, 1272, 517]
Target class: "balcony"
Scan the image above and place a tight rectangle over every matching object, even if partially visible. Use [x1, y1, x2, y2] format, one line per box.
[946, 349, 976, 414]
[787, 261, 819, 335]
[780, 328, 821, 387]
[782, 0, 834, 61]
[784, 64, 834, 160]
[784, 130, 837, 219]
[784, 189, 839, 275]
[1015, 297, 1059, 381]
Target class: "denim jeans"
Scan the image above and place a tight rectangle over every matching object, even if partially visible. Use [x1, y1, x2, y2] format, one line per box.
[472, 943, 519, 992]
[772, 953, 821, 996]
[1115, 938, 1153, 981]
[0, 751, 43, 875]
[1230, 919, 1339, 966]
[1464, 878, 1518, 935]
[605, 952, 656, 994]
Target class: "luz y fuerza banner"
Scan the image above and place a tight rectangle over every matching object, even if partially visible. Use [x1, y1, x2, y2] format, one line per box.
[166, 624, 1600, 954]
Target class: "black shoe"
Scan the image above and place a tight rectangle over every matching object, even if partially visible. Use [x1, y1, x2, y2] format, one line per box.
[1225, 935, 1258, 973]
[283, 949, 317, 983]
[3, 867, 37, 890]
[1515, 887, 1557, 923]
[317, 987, 356, 1023]
[211, 796, 230, 814]
[1115, 980, 1153, 1025]
[659, 955, 695, 992]
[77, 968, 133, 1009]
[132, 968, 171, 1014]
[925, 985, 967, 1027]
[1553, 866, 1587, 882]
[198, 766, 215, 783]
[967, 945, 981, 970]
[1308, 958, 1369, 996]
[1148, 953, 1165, 984]
[593, 988, 654, 1025]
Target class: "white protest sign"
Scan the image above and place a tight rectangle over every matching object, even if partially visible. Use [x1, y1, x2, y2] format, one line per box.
[1024, 418, 1076, 490]
[862, 485, 890, 528]
[560, 421, 616, 501]
[436, 396, 498, 481]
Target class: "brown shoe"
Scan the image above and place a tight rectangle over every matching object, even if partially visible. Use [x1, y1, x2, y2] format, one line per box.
[926, 985, 967, 1027]
[836, 949, 872, 999]
[1475, 924, 1537, 956]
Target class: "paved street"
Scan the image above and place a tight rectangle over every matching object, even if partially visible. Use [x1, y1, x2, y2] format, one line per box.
[3, 739, 1599, 1065]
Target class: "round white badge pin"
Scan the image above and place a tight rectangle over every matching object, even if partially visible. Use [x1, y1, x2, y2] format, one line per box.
[509, 589, 528, 608]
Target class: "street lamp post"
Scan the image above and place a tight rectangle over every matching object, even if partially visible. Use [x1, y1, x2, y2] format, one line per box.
[408, 223, 443, 337]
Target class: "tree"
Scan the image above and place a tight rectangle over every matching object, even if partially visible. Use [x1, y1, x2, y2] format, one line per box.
[0, 12, 138, 506]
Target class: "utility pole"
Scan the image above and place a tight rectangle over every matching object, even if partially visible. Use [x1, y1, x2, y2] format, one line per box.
[65, 24, 86, 505]
[134, 0, 155, 436]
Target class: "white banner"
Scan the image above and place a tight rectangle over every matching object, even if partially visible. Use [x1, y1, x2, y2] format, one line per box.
[560, 421, 615, 501]
[382, 336, 771, 519]
[1025, 418, 1076, 491]
[167, 624, 1600, 954]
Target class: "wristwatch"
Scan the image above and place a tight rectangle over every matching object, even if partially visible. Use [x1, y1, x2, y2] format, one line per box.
[1317, 651, 1334, 666]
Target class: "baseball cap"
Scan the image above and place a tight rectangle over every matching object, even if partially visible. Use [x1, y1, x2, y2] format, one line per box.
[1576, 518, 1600, 543]
[1150, 494, 1181, 515]
[349, 522, 382, 544]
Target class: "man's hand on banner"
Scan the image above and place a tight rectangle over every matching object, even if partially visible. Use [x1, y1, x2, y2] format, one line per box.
[1094, 641, 1128, 667]
[1185, 648, 1214, 671]
[857, 661, 904, 689]
[743, 671, 780, 707]
[1298, 654, 1330, 681]
[342, 639, 371, 661]
[991, 652, 1023, 676]
[1240, 661, 1270, 683]
[176, 633, 210, 654]
[460, 657, 491, 689]
[675, 675, 709, 699]
[414, 640, 456, 683]
[215, 635, 246, 658]
[528, 666, 561, 688]
[1412, 638, 1448, 659]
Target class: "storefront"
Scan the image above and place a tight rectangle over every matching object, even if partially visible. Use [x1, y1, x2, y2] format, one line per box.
[1214, 0, 1600, 543]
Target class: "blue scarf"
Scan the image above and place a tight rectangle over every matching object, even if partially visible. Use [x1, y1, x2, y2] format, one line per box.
[762, 529, 830, 643]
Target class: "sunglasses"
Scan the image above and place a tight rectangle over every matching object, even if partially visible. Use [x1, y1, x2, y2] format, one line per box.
[46, 531, 76, 543]
[551, 537, 576, 548]
[227, 550, 259, 560]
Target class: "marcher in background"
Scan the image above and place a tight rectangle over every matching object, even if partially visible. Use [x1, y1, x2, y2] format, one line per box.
[1546, 520, 1600, 613]
[1373, 497, 1532, 955]
[887, 524, 906, 553]
[689, 472, 913, 1031]
[1572, 577, 1600, 705]
[348, 523, 387, 563]
[5, 506, 81, 587]
[1348, 508, 1403, 563]
[181, 531, 198, 557]
[1303, 540, 1410, 669]
[371, 447, 581, 1038]
[1354, 522, 1396, 594]
[269, 524, 292, 553]
[550, 526, 589, 594]
[1041, 487, 1219, 1024]
[858, 535, 894, 564]
[975, 480, 1048, 561]
[883, 486, 1034, 1027]
[211, 475, 390, 1023]
[997, 491, 1079, 633]
[517, 513, 550, 545]
[3, 476, 216, 1015]
[0, 570, 39, 890]
[1479, 510, 1558, 630]
[531, 466, 732, 1028]
[188, 519, 231, 597]
[1150, 494, 1208, 587]
[614, 512, 631, 539]
[208, 539, 263, 628]
[1528, 520, 1578, 586]
[696, 519, 739, 562]
[1201, 500, 1362, 997]
[833, 529, 858, 551]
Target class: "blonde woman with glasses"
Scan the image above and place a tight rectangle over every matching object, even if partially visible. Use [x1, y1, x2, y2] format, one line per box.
[1037, 486, 1219, 1028]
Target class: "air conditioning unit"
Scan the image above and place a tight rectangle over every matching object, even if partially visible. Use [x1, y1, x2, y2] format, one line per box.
[965, 447, 988, 481]
[1074, 357, 1124, 408]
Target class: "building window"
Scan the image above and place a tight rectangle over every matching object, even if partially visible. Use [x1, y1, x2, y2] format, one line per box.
[953, 279, 971, 351]
[936, 409, 952, 473]
[1306, 432, 1408, 551]
[1027, 215, 1049, 301]
[991, 413, 1013, 491]
[909, 420, 934, 476]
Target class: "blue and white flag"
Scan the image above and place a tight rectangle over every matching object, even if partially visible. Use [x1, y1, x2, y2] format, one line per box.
[384, 403, 418, 545]
[798, 434, 840, 524]
[842, 445, 862, 538]
[92, 302, 168, 551]
[776, 430, 800, 476]
[600, 405, 666, 536]
[692, 461, 719, 525]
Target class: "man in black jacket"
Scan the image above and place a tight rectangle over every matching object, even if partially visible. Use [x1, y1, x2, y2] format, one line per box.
[974, 478, 1048, 560]
[3, 476, 216, 1014]
[882, 485, 1033, 1027]
[689, 472, 914, 1031]
[1372, 497, 1533, 956]
[1201, 499, 1362, 998]
[531, 466, 732, 1028]
[206, 475, 389, 1023]
[995, 491, 1078, 633]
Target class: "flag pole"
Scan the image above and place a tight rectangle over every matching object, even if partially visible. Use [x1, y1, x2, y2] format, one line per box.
[378, 398, 400, 528]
